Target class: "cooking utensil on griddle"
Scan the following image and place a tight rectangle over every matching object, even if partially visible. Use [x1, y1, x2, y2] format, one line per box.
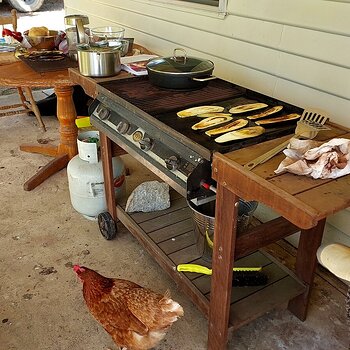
[245, 109, 331, 171]
[177, 264, 268, 286]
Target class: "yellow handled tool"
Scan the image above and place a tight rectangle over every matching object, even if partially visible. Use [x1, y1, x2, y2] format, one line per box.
[177, 264, 268, 286]
[75, 116, 92, 128]
[177, 264, 262, 275]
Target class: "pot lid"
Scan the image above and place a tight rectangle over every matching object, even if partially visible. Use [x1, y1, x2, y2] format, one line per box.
[147, 48, 214, 75]
[77, 42, 121, 53]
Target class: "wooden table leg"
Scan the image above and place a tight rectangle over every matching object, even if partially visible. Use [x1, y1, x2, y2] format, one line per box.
[23, 154, 69, 191]
[288, 218, 326, 320]
[208, 184, 239, 350]
[100, 132, 117, 221]
[55, 85, 78, 159]
[20, 85, 77, 191]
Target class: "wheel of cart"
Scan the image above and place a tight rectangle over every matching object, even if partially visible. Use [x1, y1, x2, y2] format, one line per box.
[97, 212, 117, 240]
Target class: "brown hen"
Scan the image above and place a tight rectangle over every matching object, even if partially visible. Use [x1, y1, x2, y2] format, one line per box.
[73, 265, 184, 350]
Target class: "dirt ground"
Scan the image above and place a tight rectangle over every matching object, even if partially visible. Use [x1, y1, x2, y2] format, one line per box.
[0, 95, 349, 350]
[0, 94, 209, 350]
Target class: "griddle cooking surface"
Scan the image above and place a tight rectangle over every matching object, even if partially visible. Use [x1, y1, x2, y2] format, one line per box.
[100, 77, 245, 115]
[155, 95, 302, 153]
[99, 77, 303, 155]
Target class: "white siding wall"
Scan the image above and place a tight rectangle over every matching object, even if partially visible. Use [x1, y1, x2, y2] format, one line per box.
[64, 0, 350, 244]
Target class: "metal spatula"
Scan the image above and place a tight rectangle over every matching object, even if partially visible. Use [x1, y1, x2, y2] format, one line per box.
[245, 109, 331, 171]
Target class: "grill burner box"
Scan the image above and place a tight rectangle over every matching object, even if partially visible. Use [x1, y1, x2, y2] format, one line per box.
[89, 76, 302, 196]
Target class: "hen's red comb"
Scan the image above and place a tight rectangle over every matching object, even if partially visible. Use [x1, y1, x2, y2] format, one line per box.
[73, 265, 81, 272]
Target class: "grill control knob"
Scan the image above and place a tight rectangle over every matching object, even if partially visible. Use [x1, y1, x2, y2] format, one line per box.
[165, 156, 180, 171]
[98, 107, 110, 120]
[139, 138, 153, 151]
[116, 121, 130, 134]
[132, 131, 144, 142]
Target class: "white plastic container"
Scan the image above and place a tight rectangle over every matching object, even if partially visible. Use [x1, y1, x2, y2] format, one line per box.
[67, 131, 126, 220]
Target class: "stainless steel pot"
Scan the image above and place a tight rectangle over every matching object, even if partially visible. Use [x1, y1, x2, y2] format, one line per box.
[146, 48, 216, 89]
[77, 43, 121, 77]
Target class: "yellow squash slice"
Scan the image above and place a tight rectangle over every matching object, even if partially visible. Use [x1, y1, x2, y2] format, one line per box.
[215, 126, 265, 143]
[255, 113, 301, 126]
[191, 116, 233, 130]
[196, 112, 232, 118]
[247, 106, 284, 120]
[205, 118, 248, 137]
[177, 105, 225, 118]
[229, 103, 268, 114]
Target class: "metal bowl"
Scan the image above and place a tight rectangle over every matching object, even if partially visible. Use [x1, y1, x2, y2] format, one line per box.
[23, 30, 59, 50]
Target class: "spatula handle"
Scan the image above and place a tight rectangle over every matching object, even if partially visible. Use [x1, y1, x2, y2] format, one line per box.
[244, 138, 292, 171]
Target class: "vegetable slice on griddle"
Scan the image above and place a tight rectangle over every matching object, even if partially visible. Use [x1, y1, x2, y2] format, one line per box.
[255, 113, 301, 125]
[205, 119, 248, 136]
[229, 103, 268, 114]
[247, 106, 284, 120]
[192, 116, 233, 130]
[177, 105, 225, 118]
[215, 126, 265, 143]
[196, 112, 232, 118]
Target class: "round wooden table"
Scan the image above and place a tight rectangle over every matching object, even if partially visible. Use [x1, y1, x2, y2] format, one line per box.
[0, 60, 78, 191]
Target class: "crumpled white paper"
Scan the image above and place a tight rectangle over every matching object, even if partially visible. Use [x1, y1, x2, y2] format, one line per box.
[274, 138, 350, 179]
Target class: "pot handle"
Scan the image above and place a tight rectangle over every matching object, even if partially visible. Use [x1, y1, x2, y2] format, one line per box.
[192, 76, 217, 82]
[173, 48, 187, 63]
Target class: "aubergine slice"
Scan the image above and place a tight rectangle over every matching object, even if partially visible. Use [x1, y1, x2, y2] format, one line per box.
[192, 116, 233, 130]
[247, 106, 284, 120]
[177, 106, 225, 118]
[229, 103, 268, 114]
[205, 118, 248, 136]
[196, 112, 232, 118]
[215, 126, 265, 143]
[255, 113, 301, 126]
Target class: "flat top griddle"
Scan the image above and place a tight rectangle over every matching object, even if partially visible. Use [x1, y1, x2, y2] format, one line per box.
[99, 77, 303, 154]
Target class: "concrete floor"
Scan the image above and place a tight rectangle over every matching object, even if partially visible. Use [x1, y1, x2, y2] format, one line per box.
[0, 91, 349, 350]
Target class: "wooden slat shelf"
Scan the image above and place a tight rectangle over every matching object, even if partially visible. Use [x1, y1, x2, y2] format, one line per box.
[116, 195, 306, 330]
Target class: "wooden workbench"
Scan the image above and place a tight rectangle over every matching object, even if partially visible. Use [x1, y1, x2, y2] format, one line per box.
[69, 63, 350, 348]
[208, 124, 350, 349]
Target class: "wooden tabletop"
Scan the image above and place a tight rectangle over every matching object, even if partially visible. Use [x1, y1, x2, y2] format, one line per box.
[0, 58, 73, 88]
[212, 122, 350, 229]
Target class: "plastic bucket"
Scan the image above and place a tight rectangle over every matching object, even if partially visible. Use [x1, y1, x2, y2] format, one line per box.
[188, 199, 258, 261]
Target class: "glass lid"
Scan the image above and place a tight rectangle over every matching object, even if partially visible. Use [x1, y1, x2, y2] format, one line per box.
[147, 48, 214, 75]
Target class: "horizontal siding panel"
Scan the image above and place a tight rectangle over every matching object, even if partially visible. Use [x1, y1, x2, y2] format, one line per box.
[275, 53, 350, 99]
[66, 0, 285, 49]
[280, 27, 350, 68]
[230, 0, 350, 35]
[66, 1, 281, 73]
[273, 79, 350, 127]
[66, 1, 350, 69]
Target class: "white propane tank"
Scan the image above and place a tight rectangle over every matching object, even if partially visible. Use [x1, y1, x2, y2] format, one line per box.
[67, 131, 126, 220]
